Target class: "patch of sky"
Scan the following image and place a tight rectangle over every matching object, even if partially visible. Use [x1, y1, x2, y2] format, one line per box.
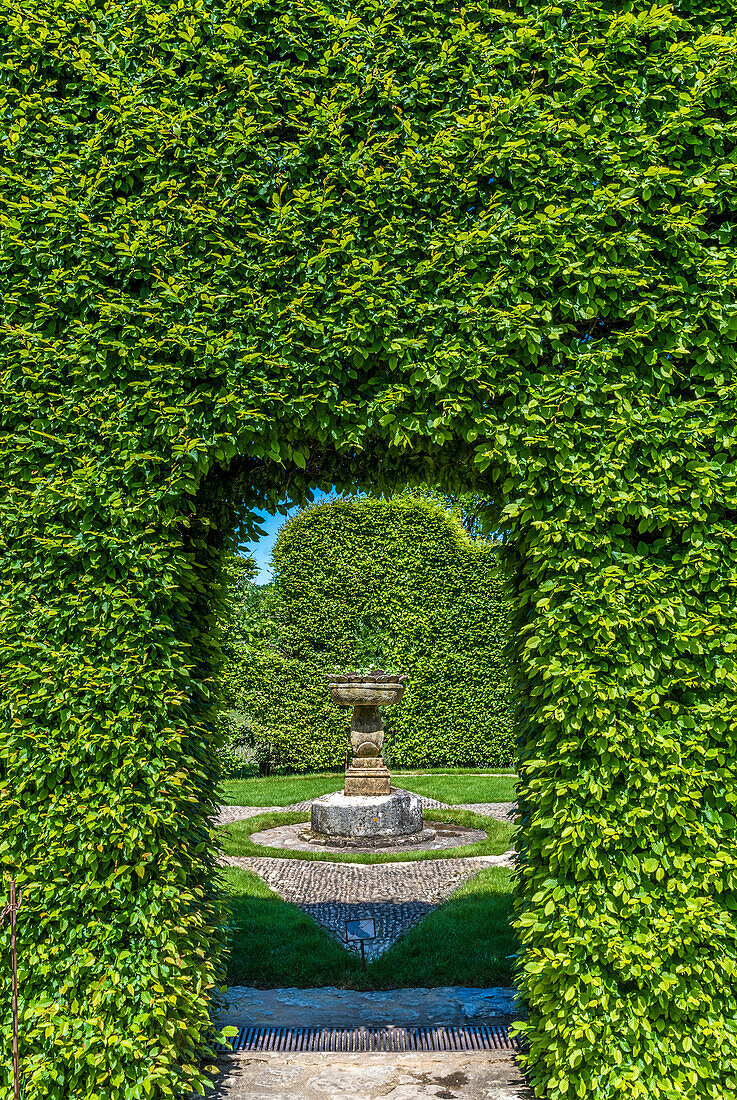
[239, 487, 363, 583]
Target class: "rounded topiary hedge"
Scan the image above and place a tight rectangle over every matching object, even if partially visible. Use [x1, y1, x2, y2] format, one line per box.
[2, 1, 735, 1098]
[260, 495, 514, 768]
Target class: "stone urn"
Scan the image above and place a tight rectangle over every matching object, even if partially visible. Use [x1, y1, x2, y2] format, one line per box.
[327, 670, 407, 796]
[305, 669, 433, 848]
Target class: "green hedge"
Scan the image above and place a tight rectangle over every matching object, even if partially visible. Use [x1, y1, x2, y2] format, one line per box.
[220, 647, 350, 774]
[246, 495, 515, 769]
[2, 1, 735, 1098]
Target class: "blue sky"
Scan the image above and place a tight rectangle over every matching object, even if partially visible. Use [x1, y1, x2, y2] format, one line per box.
[239, 488, 335, 583]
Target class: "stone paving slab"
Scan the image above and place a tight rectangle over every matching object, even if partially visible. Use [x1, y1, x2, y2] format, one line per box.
[217, 986, 522, 1028]
[248, 821, 489, 855]
[201, 1051, 532, 1099]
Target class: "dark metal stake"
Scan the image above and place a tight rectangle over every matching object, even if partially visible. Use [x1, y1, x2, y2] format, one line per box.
[1, 879, 23, 1100]
[360, 940, 366, 971]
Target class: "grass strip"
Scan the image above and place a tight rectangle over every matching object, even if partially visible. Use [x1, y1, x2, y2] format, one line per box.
[397, 774, 517, 804]
[221, 864, 517, 989]
[217, 808, 516, 864]
[218, 771, 517, 808]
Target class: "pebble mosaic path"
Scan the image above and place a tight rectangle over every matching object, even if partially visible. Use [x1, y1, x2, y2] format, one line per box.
[217, 797, 517, 957]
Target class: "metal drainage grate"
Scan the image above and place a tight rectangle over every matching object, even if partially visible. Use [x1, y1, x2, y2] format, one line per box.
[214, 1024, 520, 1054]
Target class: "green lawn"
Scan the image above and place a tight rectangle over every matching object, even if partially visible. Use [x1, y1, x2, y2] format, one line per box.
[221, 864, 517, 988]
[396, 767, 518, 776]
[218, 808, 516, 864]
[396, 773, 517, 805]
[218, 769, 517, 808]
[218, 772, 344, 807]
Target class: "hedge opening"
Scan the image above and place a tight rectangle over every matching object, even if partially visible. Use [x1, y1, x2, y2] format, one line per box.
[219, 494, 514, 773]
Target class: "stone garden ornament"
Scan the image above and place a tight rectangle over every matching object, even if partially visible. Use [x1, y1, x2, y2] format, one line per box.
[305, 671, 434, 848]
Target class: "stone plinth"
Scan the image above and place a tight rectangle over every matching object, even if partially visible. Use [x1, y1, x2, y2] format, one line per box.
[344, 759, 391, 796]
[308, 788, 433, 847]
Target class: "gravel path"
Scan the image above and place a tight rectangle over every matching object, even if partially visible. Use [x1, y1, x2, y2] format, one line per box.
[454, 802, 518, 821]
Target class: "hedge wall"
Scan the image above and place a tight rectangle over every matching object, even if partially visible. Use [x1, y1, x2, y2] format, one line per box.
[219, 647, 349, 774]
[2, 0, 735, 1098]
[239, 495, 514, 769]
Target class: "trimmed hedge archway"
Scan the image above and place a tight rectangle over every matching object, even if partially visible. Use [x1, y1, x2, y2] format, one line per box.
[2, 2, 735, 1098]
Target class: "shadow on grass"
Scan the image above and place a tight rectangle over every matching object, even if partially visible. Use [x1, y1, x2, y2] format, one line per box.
[221, 865, 517, 990]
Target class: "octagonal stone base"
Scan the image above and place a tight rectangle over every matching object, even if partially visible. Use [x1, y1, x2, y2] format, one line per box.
[307, 788, 432, 847]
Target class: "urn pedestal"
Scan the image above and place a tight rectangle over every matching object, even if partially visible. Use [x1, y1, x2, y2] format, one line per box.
[327, 673, 406, 797]
[344, 759, 392, 797]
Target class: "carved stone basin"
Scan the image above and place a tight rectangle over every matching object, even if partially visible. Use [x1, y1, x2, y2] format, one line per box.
[327, 680, 406, 708]
[305, 669, 432, 848]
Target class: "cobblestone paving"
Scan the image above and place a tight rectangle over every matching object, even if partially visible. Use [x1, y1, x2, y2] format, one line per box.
[222, 853, 511, 904]
[221, 851, 513, 958]
[217, 798, 517, 958]
[299, 901, 438, 961]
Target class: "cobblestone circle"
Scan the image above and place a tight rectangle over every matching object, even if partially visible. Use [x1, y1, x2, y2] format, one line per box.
[248, 821, 487, 854]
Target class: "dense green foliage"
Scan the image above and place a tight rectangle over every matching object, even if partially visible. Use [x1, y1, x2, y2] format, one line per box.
[221, 496, 514, 771]
[217, 551, 349, 773]
[222, 864, 516, 988]
[220, 644, 350, 773]
[1, 0, 735, 1097]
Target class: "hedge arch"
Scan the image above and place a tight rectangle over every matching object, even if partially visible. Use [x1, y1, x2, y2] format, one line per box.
[2, 2, 736, 1099]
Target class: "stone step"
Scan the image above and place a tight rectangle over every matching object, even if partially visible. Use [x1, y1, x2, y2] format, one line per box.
[216, 986, 522, 1030]
[201, 1050, 531, 1100]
